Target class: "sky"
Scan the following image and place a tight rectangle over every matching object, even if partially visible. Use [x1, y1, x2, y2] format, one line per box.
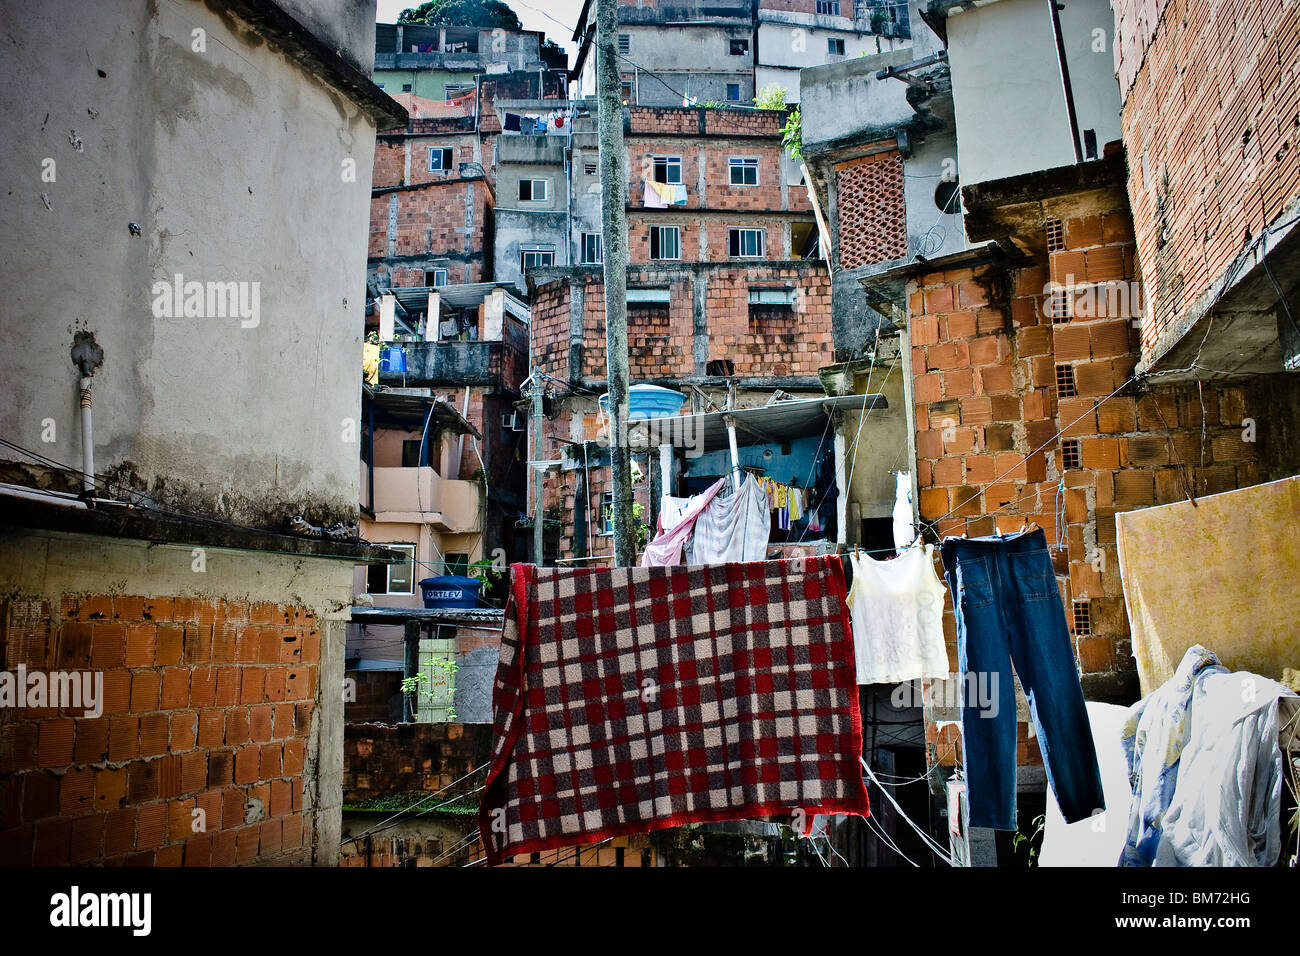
[373, 0, 588, 62]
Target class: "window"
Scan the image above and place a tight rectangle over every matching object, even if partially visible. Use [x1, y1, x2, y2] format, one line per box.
[728, 227, 765, 258]
[429, 147, 454, 172]
[651, 156, 681, 185]
[729, 157, 758, 186]
[401, 82, 412, 92]
[827, 38, 846, 55]
[748, 288, 795, 306]
[443, 552, 469, 577]
[1083, 128, 1098, 161]
[521, 248, 555, 270]
[729, 38, 749, 55]
[816, 0, 841, 14]
[649, 226, 680, 261]
[726, 83, 741, 101]
[518, 178, 549, 202]
[618, 34, 630, 54]
[425, 269, 448, 287]
[366, 543, 416, 595]
[585, 162, 598, 176]
[443, 84, 473, 101]
[600, 491, 614, 534]
[581, 233, 603, 264]
[621, 81, 633, 102]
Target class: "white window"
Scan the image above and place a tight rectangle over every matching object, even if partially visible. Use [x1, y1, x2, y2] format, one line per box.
[367, 543, 415, 595]
[726, 83, 741, 101]
[425, 269, 448, 287]
[429, 147, 454, 172]
[649, 226, 680, 261]
[729, 38, 748, 56]
[816, 0, 841, 14]
[581, 233, 603, 264]
[651, 156, 681, 185]
[521, 248, 555, 270]
[728, 227, 765, 258]
[828, 37, 846, 55]
[748, 287, 795, 306]
[729, 157, 759, 186]
[618, 34, 630, 54]
[443, 84, 473, 100]
[600, 491, 614, 534]
[518, 178, 549, 202]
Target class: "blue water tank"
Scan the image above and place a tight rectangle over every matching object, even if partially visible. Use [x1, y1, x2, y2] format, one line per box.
[380, 346, 407, 374]
[599, 384, 687, 420]
[419, 575, 481, 609]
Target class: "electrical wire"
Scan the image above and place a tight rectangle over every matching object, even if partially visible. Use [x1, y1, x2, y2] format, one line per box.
[339, 763, 488, 847]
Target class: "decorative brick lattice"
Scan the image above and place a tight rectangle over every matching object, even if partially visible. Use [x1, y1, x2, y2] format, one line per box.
[835, 153, 907, 269]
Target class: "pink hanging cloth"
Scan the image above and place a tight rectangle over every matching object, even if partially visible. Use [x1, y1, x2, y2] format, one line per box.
[639, 478, 727, 567]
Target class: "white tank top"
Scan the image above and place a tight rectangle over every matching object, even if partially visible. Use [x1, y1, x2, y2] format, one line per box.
[846, 544, 950, 685]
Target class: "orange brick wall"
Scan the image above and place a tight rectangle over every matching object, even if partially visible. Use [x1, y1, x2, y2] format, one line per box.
[1115, 0, 1300, 358]
[909, 206, 1259, 771]
[530, 263, 834, 384]
[0, 594, 319, 866]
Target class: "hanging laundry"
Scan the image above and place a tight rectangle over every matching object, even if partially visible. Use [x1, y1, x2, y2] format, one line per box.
[478, 558, 872, 865]
[669, 182, 688, 204]
[503, 112, 521, 132]
[788, 487, 802, 523]
[1115, 475, 1300, 697]
[684, 473, 769, 564]
[940, 527, 1104, 830]
[847, 544, 948, 685]
[1119, 644, 1297, 866]
[642, 179, 667, 209]
[639, 478, 726, 567]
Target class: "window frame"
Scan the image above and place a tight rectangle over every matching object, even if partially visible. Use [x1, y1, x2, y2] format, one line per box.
[725, 83, 741, 102]
[827, 37, 846, 55]
[520, 248, 556, 271]
[729, 157, 759, 186]
[651, 155, 682, 185]
[367, 543, 416, 595]
[425, 269, 448, 287]
[728, 38, 749, 56]
[428, 147, 454, 172]
[518, 178, 550, 202]
[816, 0, 841, 15]
[649, 226, 681, 261]
[728, 227, 766, 258]
[617, 34, 630, 54]
[581, 232, 604, 264]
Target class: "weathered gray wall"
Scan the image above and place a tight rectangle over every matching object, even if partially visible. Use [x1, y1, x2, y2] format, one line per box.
[0, 0, 379, 528]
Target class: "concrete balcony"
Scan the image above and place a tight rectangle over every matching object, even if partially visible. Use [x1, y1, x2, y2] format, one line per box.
[378, 340, 499, 387]
[498, 133, 567, 165]
[366, 466, 481, 533]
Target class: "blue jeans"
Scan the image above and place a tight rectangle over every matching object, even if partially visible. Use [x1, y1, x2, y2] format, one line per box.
[940, 528, 1105, 830]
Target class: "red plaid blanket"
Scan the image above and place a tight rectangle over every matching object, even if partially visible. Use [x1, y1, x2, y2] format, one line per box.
[478, 556, 870, 865]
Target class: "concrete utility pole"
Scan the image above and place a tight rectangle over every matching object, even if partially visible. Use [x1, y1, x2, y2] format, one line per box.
[597, 0, 636, 567]
[531, 377, 545, 565]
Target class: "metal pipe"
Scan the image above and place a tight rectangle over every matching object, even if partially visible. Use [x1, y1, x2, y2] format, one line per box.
[1047, 0, 1084, 164]
[79, 376, 94, 493]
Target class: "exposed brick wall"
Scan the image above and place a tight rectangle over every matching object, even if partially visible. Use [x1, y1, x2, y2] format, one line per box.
[835, 151, 907, 269]
[0, 594, 318, 866]
[628, 105, 786, 139]
[342, 722, 491, 805]
[530, 262, 834, 385]
[908, 205, 1261, 774]
[1115, 0, 1300, 358]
